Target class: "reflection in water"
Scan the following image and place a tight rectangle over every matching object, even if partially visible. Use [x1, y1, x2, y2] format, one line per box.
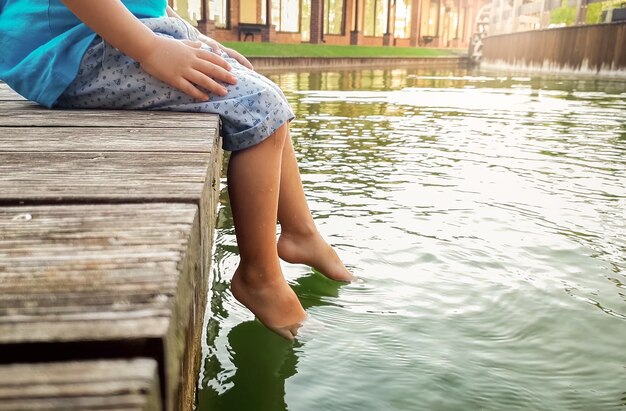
[292, 272, 343, 310]
[198, 272, 342, 411]
[208, 321, 297, 411]
[198, 67, 626, 411]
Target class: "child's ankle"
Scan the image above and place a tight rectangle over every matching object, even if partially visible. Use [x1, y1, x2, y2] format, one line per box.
[279, 226, 318, 241]
[234, 262, 283, 286]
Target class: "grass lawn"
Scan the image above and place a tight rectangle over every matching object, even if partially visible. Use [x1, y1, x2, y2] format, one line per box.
[221, 41, 458, 58]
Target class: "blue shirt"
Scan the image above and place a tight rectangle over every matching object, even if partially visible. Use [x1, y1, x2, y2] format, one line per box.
[0, 1, 166, 107]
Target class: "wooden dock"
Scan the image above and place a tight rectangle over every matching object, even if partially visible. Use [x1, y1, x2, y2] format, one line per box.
[0, 83, 223, 410]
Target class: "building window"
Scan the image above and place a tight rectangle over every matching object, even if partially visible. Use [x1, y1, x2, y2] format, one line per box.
[456, 6, 466, 39]
[272, 0, 300, 32]
[173, 0, 202, 22]
[301, 0, 311, 41]
[363, 0, 388, 36]
[426, 0, 440, 36]
[240, 0, 267, 24]
[394, 0, 411, 38]
[420, 0, 440, 37]
[324, 0, 345, 34]
[261, 0, 267, 24]
[210, 0, 229, 28]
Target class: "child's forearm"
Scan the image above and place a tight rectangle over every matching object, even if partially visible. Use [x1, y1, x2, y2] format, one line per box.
[61, 0, 157, 63]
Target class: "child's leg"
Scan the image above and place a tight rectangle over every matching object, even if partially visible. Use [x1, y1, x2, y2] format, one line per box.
[276, 129, 354, 282]
[227, 123, 306, 340]
[55, 17, 351, 338]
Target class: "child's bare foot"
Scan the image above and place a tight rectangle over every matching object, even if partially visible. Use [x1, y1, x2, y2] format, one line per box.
[277, 231, 355, 282]
[231, 265, 307, 340]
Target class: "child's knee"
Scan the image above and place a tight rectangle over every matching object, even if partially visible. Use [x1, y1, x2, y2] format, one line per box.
[268, 123, 289, 148]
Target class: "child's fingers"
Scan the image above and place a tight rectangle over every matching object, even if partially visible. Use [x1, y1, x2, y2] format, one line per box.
[186, 70, 228, 97]
[196, 48, 232, 71]
[181, 39, 203, 49]
[197, 34, 226, 56]
[205, 38, 225, 55]
[193, 58, 237, 85]
[176, 78, 209, 101]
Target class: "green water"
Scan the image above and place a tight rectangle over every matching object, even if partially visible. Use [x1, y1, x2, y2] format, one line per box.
[196, 69, 626, 411]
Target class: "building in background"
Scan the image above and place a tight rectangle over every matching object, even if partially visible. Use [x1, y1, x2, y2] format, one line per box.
[487, 0, 626, 36]
[169, 0, 488, 48]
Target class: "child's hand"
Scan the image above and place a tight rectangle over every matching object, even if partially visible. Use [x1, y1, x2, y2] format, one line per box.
[138, 36, 237, 101]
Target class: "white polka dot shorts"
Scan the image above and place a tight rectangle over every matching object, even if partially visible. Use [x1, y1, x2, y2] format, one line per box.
[56, 18, 295, 151]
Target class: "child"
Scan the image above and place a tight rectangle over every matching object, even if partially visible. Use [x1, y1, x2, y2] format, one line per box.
[0, 0, 354, 339]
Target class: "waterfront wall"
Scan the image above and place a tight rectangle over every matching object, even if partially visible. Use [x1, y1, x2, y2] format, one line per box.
[249, 56, 468, 71]
[481, 22, 626, 76]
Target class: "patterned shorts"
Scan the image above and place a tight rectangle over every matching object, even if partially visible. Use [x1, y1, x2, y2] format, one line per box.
[56, 18, 295, 151]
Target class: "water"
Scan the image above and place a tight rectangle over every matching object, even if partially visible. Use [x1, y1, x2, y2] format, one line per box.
[196, 68, 626, 411]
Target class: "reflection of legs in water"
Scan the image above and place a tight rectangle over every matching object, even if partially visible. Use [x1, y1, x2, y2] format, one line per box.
[229, 124, 353, 339]
[291, 271, 344, 310]
[201, 274, 342, 409]
[217, 321, 298, 411]
[211, 274, 341, 410]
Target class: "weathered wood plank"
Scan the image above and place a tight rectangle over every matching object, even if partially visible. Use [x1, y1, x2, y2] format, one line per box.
[0, 95, 222, 205]
[0, 203, 204, 411]
[0, 359, 161, 410]
[0, 127, 216, 152]
[0, 203, 197, 344]
[0, 100, 221, 128]
[0, 152, 212, 203]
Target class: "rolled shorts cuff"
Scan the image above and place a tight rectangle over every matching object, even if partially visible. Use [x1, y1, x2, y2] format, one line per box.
[221, 104, 295, 151]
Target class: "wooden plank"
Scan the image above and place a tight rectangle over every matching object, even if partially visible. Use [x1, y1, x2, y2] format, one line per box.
[0, 203, 204, 411]
[0, 359, 161, 410]
[0, 100, 220, 128]
[0, 204, 197, 344]
[175, 130, 222, 411]
[0, 152, 212, 203]
[0, 127, 216, 152]
[0, 86, 222, 205]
